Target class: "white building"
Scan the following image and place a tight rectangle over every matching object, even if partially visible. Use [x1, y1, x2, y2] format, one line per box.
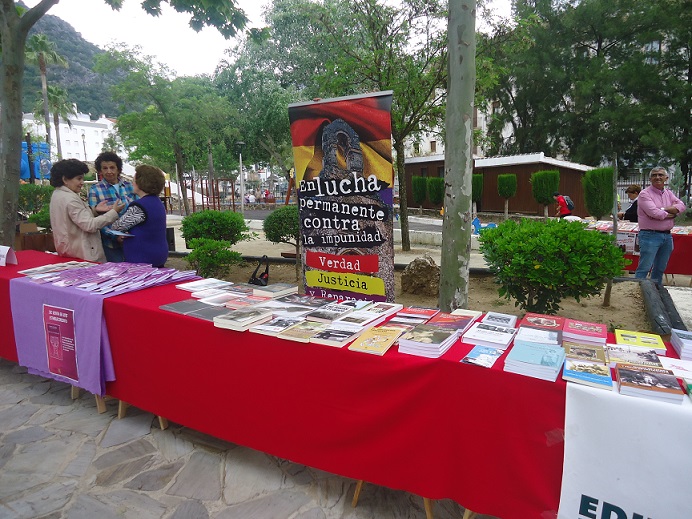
[23, 107, 122, 162]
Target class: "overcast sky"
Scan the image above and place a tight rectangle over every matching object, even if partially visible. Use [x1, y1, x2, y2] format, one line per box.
[26, 0, 511, 77]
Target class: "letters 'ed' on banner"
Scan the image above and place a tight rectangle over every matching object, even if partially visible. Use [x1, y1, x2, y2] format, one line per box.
[288, 91, 395, 303]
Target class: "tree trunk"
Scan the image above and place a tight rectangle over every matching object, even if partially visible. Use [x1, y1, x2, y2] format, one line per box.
[0, 0, 58, 246]
[39, 55, 51, 151]
[504, 199, 509, 220]
[173, 143, 190, 215]
[53, 112, 63, 159]
[393, 139, 410, 251]
[439, 0, 476, 312]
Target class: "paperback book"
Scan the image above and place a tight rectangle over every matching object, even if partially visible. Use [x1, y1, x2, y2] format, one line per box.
[563, 341, 608, 364]
[427, 312, 476, 336]
[461, 322, 517, 350]
[159, 299, 214, 315]
[197, 292, 243, 306]
[461, 345, 504, 368]
[249, 317, 306, 336]
[450, 308, 483, 320]
[606, 344, 662, 368]
[310, 325, 363, 347]
[186, 306, 233, 322]
[615, 364, 685, 404]
[514, 326, 560, 346]
[614, 329, 666, 355]
[481, 311, 518, 328]
[252, 283, 299, 298]
[519, 313, 565, 338]
[274, 294, 329, 309]
[176, 278, 233, 292]
[212, 307, 274, 331]
[398, 324, 459, 358]
[397, 306, 440, 320]
[276, 320, 329, 342]
[562, 358, 613, 390]
[224, 295, 272, 309]
[670, 329, 692, 361]
[503, 342, 566, 382]
[657, 356, 692, 381]
[304, 302, 354, 323]
[562, 318, 607, 344]
[250, 299, 316, 318]
[347, 325, 406, 356]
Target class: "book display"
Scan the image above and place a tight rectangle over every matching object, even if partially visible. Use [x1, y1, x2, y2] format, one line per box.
[461, 345, 504, 368]
[213, 307, 274, 331]
[504, 342, 566, 382]
[562, 359, 613, 390]
[252, 283, 299, 298]
[481, 311, 518, 328]
[562, 318, 607, 344]
[398, 325, 458, 358]
[614, 329, 666, 355]
[462, 322, 517, 350]
[614, 364, 685, 404]
[671, 329, 692, 360]
[347, 325, 407, 355]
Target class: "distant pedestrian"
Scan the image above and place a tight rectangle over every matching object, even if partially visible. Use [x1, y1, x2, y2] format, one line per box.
[618, 184, 641, 222]
[635, 167, 685, 285]
[553, 192, 571, 218]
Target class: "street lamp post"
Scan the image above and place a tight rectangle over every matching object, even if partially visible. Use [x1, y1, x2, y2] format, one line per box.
[81, 132, 87, 162]
[236, 141, 246, 216]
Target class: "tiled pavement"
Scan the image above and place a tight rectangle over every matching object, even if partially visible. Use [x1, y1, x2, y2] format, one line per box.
[0, 359, 485, 519]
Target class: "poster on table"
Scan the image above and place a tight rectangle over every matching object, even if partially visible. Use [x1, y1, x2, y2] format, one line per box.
[43, 304, 79, 381]
[558, 384, 692, 518]
[288, 91, 395, 302]
[616, 232, 639, 255]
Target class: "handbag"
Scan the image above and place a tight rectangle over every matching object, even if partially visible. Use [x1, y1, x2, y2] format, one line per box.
[249, 255, 269, 286]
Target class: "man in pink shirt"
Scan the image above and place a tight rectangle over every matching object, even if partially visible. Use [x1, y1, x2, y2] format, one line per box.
[635, 167, 686, 284]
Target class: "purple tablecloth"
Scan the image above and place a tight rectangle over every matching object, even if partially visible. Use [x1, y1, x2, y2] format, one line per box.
[10, 277, 115, 395]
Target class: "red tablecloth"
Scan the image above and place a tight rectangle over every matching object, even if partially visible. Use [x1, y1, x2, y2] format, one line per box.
[2, 251, 566, 519]
[625, 232, 692, 275]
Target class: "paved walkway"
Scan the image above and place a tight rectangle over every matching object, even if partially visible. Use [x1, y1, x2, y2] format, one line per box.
[0, 359, 477, 519]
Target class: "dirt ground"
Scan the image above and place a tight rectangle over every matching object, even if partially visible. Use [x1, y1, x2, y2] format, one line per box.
[166, 256, 651, 333]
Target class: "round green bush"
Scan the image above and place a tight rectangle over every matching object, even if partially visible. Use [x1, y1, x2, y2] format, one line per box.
[181, 210, 250, 245]
[263, 205, 299, 246]
[479, 218, 628, 314]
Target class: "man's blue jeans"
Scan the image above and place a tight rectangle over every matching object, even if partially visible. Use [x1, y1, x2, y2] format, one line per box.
[635, 230, 673, 285]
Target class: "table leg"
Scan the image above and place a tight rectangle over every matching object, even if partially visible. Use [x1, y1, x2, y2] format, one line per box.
[462, 509, 477, 519]
[157, 416, 169, 430]
[118, 400, 129, 419]
[423, 497, 434, 519]
[94, 395, 107, 414]
[352, 480, 364, 507]
[70, 386, 80, 400]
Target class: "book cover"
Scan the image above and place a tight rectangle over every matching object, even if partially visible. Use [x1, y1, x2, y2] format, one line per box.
[614, 329, 666, 352]
[615, 364, 685, 401]
[520, 313, 565, 332]
[187, 306, 233, 322]
[197, 292, 243, 306]
[361, 302, 404, 316]
[336, 299, 373, 311]
[213, 307, 274, 329]
[427, 312, 476, 334]
[481, 312, 518, 328]
[606, 345, 662, 368]
[310, 326, 362, 347]
[657, 357, 692, 380]
[224, 295, 272, 309]
[348, 325, 405, 355]
[176, 278, 232, 292]
[398, 306, 440, 319]
[563, 318, 607, 342]
[562, 359, 613, 390]
[450, 308, 483, 320]
[250, 300, 315, 318]
[461, 345, 503, 368]
[277, 320, 329, 342]
[462, 322, 517, 349]
[515, 326, 560, 345]
[44, 305, 78, 382]
[159, 299, 213, 315]
[252, 283, 299, 298]
[563, 341, 607, 364]
[505, 342, 565, 370]
[305, 302, 354, 323]
[400, 324, 458, 346]
[275, 294, 329, 309]
[249, 317, 306, 336]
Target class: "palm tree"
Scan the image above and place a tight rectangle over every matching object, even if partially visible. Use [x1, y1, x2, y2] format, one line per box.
[45, 85, 76, 160]
[25, 34, 68, 157]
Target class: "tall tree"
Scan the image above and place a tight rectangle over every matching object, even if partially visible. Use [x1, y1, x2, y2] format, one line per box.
[0, 0, 247, 247]
[439, 0, 476, 312]
[25, 32, 67, 155]
[43, 84, 76, 160]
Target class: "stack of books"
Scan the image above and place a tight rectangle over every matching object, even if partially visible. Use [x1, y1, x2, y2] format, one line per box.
[562, 342, 612, 390]
[251, 283, 299, 298]
[348, 324, 409, 356]
[481, 311, 518, 328]
[398, 324, 459, 358]
[276, 320, 329, 343]
[606, 344, 662, 368]
[503, 342, 566, 382]
[614, 364, 685, 404]
[461, 345, 504, 368]
[159, 298, 215, 315]
[224, 295, 271, 309]
[614, 329, 666, 355]
[562, 318, 607, 345]
[670, 329, 692, 360]
[513, 326, 561, 347]
[519, 313, 565, 342]
[309, 324, 364, 347]
[461, 322, 517, 350]
[390, 306, 439, 326]
[332, 302, 403, 331]
[213, 307, 273, 331]
[175, 278, 234, 292]
[427, 312, 477, 337]
[304, 302, 354, 323]
[249, 317, 306, 336]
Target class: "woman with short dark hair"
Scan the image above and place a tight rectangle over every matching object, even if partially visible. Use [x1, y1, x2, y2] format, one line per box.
[111, 165, 169, 267]
[49, 159, 124, 262]
[618, 184, 642, 222]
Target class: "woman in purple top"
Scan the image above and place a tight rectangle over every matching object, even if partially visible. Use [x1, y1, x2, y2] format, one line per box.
[635, 167, 686, 285]
[111, 165, 169, 267]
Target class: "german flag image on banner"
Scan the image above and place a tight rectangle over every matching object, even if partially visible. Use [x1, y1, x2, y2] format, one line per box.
[288, 91, 395, 303]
